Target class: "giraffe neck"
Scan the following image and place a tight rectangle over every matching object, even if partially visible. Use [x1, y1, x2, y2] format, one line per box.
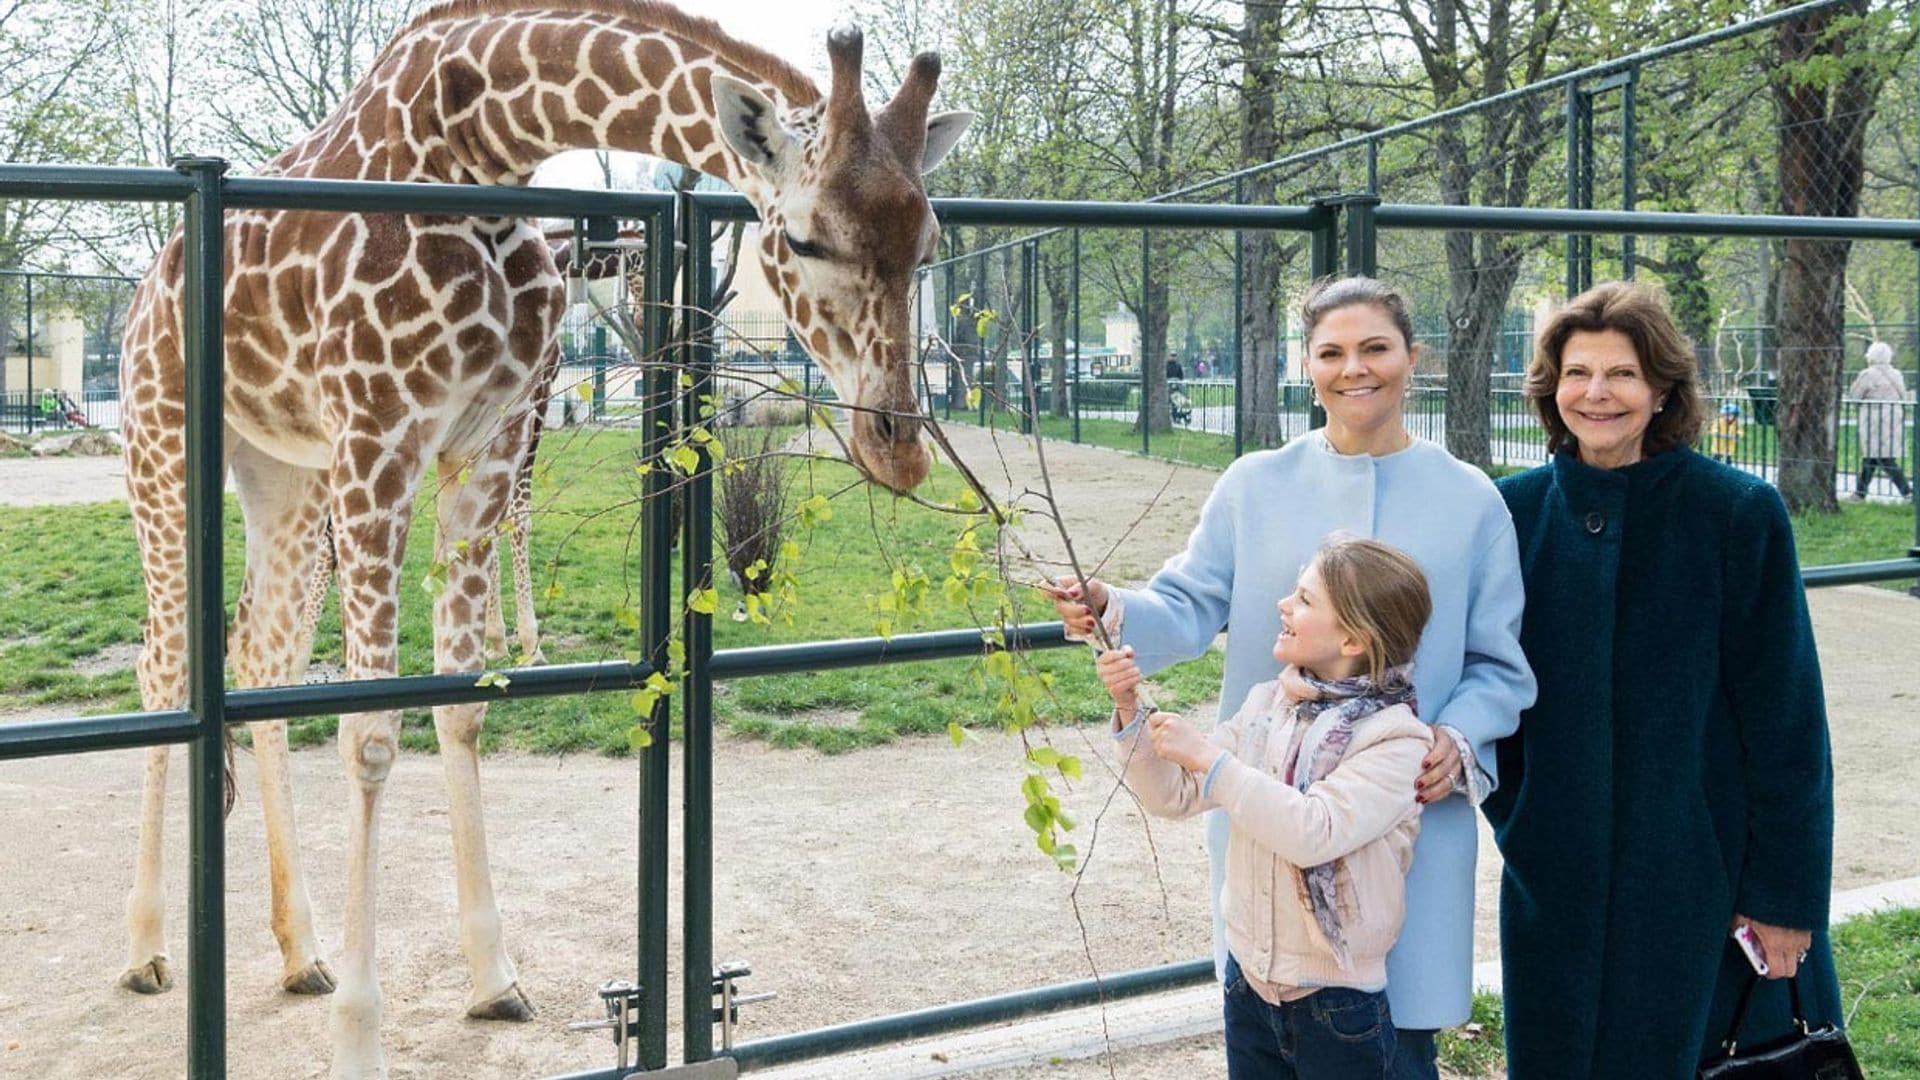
[274, 8, 819, 202]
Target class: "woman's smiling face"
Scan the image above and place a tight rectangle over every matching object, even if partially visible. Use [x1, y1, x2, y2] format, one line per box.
[1307, 303, 1416, 437]
[1554, 328, 1662, 468]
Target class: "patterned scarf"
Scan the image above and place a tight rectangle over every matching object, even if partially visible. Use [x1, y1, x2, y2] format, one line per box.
[1285, 663, 1418, 968]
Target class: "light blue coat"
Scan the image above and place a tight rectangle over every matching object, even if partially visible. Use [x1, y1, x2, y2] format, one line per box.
[1108, 432, 1535, 1029]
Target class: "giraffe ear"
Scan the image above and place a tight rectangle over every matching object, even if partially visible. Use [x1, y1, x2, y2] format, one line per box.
[712, 74, 799, 177]
[919, 111, 973, 174]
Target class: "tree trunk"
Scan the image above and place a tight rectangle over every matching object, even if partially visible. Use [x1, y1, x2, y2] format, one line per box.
[1236, 0, 1287, 448]
[1136, 237, 1173, 433]
[1662, 235, 1717, 382]
[1775, 237, 1848, 511]
[1042, 252, 1070, 419]
[1240, 232, 1285, 448]
[1771, 0, 1881, 513]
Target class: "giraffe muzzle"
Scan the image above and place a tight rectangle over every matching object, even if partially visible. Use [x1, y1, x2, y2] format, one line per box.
[850, 407, 930, 493]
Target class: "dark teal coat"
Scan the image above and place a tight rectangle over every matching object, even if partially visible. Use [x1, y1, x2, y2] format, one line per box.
[1489, 448, 1841, 1079]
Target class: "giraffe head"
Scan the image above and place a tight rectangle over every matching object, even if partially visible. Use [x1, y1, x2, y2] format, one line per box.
[711, 28, 971, 493]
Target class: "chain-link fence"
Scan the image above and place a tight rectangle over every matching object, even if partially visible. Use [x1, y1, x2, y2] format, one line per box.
[910, 0, 1920, 511]
[0, 269, 137, 432]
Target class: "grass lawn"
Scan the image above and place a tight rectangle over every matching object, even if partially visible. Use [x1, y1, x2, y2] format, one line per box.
[0, 426, 1224, 755]
[1437, 907, 1920, 1078]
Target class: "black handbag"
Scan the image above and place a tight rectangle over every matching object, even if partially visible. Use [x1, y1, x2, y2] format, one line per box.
[1696, 973, 1864, 1080]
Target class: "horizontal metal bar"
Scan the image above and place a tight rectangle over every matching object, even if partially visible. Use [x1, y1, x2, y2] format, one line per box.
[0, 709, 197, 761]
[710, 623, 1073, 680]
[223, 659, 662, 722]
[1802, 558, 1920, 587]
[724, 959, 1216, 1072]
[0, 269, 142, 283]
[691, 189, 1325, 233]
[0, 165, 195, 202]
[1375, 203, 1920, 242]
[223, 177, 677, 217]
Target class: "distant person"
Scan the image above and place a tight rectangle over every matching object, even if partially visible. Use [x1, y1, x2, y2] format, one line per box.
[1097, 536, 1436, 1077]
[1847, 341, 1912, 500]
[1166, 357, 1186, 381]
[1707, 402, 1741, 464]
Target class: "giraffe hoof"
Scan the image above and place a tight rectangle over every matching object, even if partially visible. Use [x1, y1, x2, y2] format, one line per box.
[467, 983, 536, 1021]
[119, 956, 174, 994]
[523, 648, 546, 666]
[283, 958, 337, 995]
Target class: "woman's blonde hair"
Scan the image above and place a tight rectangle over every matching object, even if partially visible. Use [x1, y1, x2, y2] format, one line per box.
[1311, 534, 1432, 683]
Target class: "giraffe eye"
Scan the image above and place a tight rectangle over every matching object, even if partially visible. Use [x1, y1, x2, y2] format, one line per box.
[784, 231, 824, 259]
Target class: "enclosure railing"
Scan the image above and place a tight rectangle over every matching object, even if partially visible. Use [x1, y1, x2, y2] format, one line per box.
[4, 165, 1919, 1080]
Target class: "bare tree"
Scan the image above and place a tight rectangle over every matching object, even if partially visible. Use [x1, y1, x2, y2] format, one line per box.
[206, 0, 418, 165]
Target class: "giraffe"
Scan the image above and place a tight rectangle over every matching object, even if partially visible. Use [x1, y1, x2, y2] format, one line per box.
[115, 3, 971, 1075]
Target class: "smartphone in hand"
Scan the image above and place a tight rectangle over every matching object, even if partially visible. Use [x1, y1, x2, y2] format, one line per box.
[1732, 923, 1769, 976]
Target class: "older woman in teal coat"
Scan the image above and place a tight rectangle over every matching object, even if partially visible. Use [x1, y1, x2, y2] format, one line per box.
[1489, 282, 1843, 1078]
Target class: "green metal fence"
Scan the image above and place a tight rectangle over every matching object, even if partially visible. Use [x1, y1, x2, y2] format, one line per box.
[5, 160, 1920, 1080]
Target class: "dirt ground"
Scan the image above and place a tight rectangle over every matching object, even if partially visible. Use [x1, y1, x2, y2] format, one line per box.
[1, 432, 1916, 1080]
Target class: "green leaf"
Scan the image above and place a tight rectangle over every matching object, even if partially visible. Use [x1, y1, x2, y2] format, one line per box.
[630, 688, 660, 715]
[965, 386, 982, 410]
[1050, 844, 1078, 871]
[687, 587, 719, 616]
[1024, 803, 1050, 835]
[956, 488, 981, 512]
[1058, 755, 1084, 782]
[984, 650, 1015, 682]
[669, 444, 702, 475]
[628, 724, 654, 750]
[1028, 746, 1062, 769]
[948, 721, 967, 747]
[612, 606, 640, 632]
[474, 671, 511, 691]
[797, 494, 833, 528]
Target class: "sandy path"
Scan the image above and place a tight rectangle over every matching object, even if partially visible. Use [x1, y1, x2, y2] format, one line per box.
[1, 434, 1916, 1080]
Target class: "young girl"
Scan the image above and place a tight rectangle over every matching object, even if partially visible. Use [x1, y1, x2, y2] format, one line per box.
[1100, 535, 1434, 1078]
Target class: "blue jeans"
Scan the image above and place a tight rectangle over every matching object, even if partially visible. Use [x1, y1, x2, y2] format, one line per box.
[1223, 954, 1398, 1079]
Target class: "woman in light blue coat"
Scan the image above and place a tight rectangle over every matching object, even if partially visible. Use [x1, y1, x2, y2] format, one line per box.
[1052, 277, 1535, 1078]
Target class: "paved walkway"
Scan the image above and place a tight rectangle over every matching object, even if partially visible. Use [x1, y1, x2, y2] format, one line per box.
[756, 876, 1920, 1080]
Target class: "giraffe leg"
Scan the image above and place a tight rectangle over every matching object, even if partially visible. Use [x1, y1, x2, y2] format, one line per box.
[482, 561, 510, 661]
[229, 440, 336, 996]
[325, 443, 425, 1080]
[506, 472, 544, 665]
[121, 427, 187, 995]
[433, 445, 533, 1021]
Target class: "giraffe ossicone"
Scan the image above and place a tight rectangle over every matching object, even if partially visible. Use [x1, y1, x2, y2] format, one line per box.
[115, 3, 969, 1077]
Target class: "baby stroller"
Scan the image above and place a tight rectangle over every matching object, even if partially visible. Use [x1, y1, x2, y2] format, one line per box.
[1168, 382, 1193, 425]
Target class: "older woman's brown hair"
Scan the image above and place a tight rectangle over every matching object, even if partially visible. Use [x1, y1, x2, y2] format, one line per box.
[1526, 281, 1705, 457]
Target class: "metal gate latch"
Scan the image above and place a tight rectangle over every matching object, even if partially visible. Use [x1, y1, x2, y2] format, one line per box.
[712, 961, 776, 1051]
[567, 979, 645, 1073]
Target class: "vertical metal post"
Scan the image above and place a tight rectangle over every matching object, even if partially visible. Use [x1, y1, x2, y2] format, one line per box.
[1365, 139, 1380, 195]
[1021, 241, 1035, 435]
[1345, 195, 1379, 279]
[1566, 83, 1584, 298]
[1622, 69, 1638, 278]
[1139, 229, 1150, 455]
[943, 238, 957, 421]
[24, 274, 34, 433]
[977, 250, 988, 428]
[1071, 229, 1081, 445]
[176, 154, 229, 1080]
[1233, 177, 1246, 459]
[679, 195, 717, 1065]
[1309, 203, 1338, 431]
[593, 322, 608, 422]
[636, 201, 675, 1072]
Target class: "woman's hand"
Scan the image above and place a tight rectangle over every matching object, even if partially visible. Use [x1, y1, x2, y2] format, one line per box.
[1733, 915, 1814, 980]
[1096, 645, 1142, 719]
[1043, 577, 1109, 638]
[1147, 712, 1214, 772]
[1416, 729, 1461, 804]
